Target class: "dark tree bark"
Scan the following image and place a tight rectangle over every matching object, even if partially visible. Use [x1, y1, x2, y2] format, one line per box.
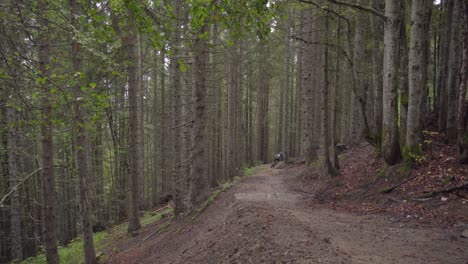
[256, 41, 270, 164]
[159, 50, 168, 197]
[371, 1, 383, 145]
[321, 14, 336, 176]
[446, 0, 462, 143]
[351, 0, 370, 145]
[438, 0, 454, 131]
[399, 2, 409, 147]
[458, 1, 468, 163]
[7, 107, 22, 260]
[227, 36, 239, 179]
[190, 21, 210, 208]
[406, 0, 428, 157]
[171, 0, 186, 216]
[125, 29, 141, 233]
[301, 10, 314, 162]
[331, 18, 342, 171]
[382, 0, 402, 165]
[38, 0, 59, 262]
[70, 0, 97, 261]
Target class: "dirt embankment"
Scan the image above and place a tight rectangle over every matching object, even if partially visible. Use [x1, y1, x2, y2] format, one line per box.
[103, 165, 468, 264]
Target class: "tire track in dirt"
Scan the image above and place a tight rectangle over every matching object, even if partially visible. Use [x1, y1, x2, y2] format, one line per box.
[105, 165, 468, 264]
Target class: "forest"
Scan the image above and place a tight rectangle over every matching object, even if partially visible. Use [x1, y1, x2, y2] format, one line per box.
[0, 0, 467, 263]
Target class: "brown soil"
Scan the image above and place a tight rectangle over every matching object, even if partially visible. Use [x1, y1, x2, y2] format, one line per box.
[103, 165, 468, 264]
[302, 133, 468, 227]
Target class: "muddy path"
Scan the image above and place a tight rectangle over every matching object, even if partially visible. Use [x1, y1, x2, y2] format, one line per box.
[105, 165, 468, 264]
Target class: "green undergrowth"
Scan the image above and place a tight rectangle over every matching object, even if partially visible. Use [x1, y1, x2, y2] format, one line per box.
[242, 166, 256, 176]
[20, 208, 173, 264]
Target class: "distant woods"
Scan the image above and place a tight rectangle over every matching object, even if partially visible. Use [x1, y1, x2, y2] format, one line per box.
[0, 0, 467, 263]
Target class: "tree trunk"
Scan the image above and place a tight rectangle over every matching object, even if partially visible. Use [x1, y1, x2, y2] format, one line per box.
[420, 1, 432, 124]
[137, 33, 146, 209]
[322, 14, 336, 176]
[296, 10, 304, 156]
[458, 1, 468, 163]
[371, 2, 383, 145]
[227, 37, 238, 179]
[190, 22, 210, 208]
[151, 49, 160, 207]
[351, 0, 369, 145]
[125, 29, 141, 233]
[159, 50, 167, 197]
[446, 0, 462, 143]
[302, 10, 313, 162]
[38, 0, 59, 262]
[7, 107, 23, 260]
[399, 2, 409, 147]
[438, 0, 454, 131]
[256, 41, 270, 164]
[171, 0, 185, 216]
[405, 0, 427, 158]
[331, 18, 342, 171]
[382, 0, 402, 165]
[70, 0, 97, 261]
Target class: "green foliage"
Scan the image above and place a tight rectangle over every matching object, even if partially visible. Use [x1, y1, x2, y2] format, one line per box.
[241, 166, 256, 176]
[20, 209, 173, 264]
[178, 59, 187, 73]
[140, 208, 173, 226]
[422, 130, 439, 136]
[402, 144, 426, 164]
[20, 232, 108, 264]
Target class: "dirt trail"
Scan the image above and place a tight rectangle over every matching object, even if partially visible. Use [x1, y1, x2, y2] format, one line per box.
[106, 166, 468, 264]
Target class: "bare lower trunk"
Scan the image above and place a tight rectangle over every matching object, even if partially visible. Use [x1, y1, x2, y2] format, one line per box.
[322, 14, 336, 176]
[382, 0, 402, 165]
[171, 0, 185, 216]
[438, 0, 454, 131]
[126, 30, 141, 233]
[406, 0, 427, 158]
[7, 107, 23, 260]
[190, 22, 210, 208]
[331, 19, 342, 171]
[257, 41, 270, 164]
[399, 3, 409, 147]
[351, 0, 369, 145]
[301, 10, 313, 162]
[227, 38, 238, 179]
[446, 0, 462, 143]
[458, 1, 468, 163]
[371, 4, 383, 145]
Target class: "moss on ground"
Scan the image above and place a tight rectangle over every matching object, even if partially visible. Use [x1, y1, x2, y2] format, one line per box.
[20, 208, 173, 264]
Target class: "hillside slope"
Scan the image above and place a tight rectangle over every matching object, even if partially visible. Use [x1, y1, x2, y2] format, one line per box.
[102, 165, 468, 264]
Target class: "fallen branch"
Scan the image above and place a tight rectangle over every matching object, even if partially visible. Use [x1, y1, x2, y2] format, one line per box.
[141, 222, 171, 242]
[149, 205, 170, 215]
[381, 175, 416, 194]
[416, 183, 468, 198]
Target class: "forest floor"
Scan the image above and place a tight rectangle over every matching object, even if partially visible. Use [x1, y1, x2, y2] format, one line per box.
[102, 136, 468, 264]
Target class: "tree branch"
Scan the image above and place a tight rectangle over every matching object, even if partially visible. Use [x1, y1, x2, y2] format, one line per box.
[292, 35, 353, 68]
[296, 0, 385, 20]
[0, 168, 42, 207]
